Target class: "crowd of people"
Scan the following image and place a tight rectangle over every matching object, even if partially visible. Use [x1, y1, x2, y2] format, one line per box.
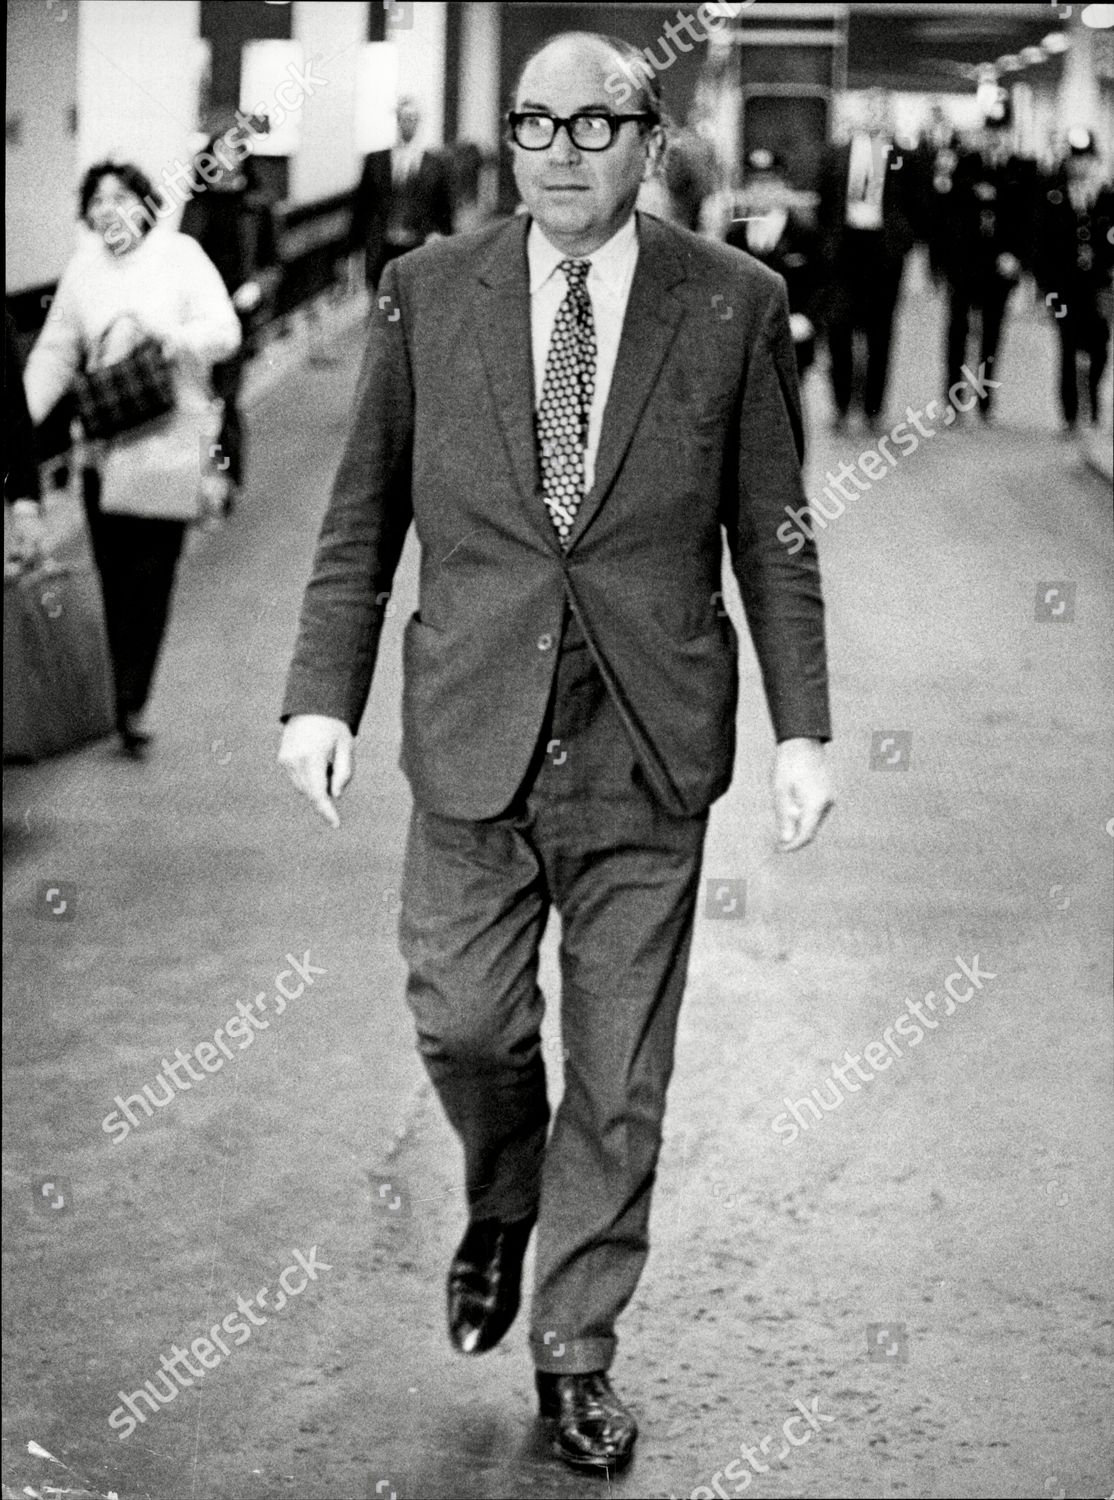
[4, 89, 1113, 760]
[670, 96, 1114, 439]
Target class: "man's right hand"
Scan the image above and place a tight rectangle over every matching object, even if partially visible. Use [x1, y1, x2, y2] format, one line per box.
[278, 714, 354, 829]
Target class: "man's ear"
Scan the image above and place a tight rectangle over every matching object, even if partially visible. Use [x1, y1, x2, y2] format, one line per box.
[643, 126, 667, 179]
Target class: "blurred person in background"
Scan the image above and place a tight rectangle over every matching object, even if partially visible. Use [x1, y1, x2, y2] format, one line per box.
[23, 161, 240, 756]
[350, 97, 454, 292]
[1035, 127, 1114, 434]
[817, 88, 915, 434]
[180, 127, 280, 515]
[5, 310, 46, 568]
[909, 99, 963, 286]
[636, 124, 715, 231]
[449, 141, 497, 234]
[726, 148, 821, 384]
[938, 108, 1025, 425]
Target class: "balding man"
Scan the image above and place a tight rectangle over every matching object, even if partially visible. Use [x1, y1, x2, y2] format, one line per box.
[280, 31, 833, 1475]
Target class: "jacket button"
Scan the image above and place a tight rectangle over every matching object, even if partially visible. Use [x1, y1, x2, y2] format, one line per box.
[537, 633, 554, 651]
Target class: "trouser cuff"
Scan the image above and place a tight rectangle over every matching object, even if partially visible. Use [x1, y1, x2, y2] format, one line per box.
[530, 1332, 616, 1376]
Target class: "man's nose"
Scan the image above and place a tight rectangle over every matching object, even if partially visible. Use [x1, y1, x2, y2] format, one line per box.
[547, 123, 582, 166]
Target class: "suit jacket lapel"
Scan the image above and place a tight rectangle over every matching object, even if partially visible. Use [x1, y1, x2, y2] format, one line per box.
[474, 216, 559, 553]
[564, 212, 687, 550]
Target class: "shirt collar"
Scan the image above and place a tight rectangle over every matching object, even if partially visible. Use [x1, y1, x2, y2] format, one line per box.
[527, 212, 638, 296]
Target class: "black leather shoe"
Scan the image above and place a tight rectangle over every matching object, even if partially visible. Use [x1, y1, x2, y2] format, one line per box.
[536, 1370, 638, 1473]
[447, 1213, 535, 1355]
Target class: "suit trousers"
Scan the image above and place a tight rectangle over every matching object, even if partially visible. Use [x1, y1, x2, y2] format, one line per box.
[398, 604, 709, 1375]
[945, 274, 1014, 413]
[210, 344, 247, 489]
[1053, 294, 1110, 425]
[81, 468, 186, 725]
[826, 229, 904, 419]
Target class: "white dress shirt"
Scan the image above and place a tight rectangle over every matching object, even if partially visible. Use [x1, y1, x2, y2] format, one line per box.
[528, 213, 639, 495]
[392, 140, 422, 185]
[845, 131, 888, 230]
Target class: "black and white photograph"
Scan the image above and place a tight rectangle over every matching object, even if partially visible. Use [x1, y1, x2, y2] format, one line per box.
[3, 2, 1112, 1497]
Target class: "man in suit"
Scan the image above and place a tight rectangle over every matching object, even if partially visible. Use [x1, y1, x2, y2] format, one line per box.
[726, 148, 822, 381]
[1034, 127, 1114, 432]
[350, 97, 454, 292]
[938, 110, 1025, 425]
[817, 89, 914, 433]
[279, 31, 833, 1476]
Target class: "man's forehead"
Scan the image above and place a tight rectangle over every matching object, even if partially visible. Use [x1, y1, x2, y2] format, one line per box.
[516, 39, 621, 103]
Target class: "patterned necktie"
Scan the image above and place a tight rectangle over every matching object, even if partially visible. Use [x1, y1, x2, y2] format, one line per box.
[536, 258, 597, 547]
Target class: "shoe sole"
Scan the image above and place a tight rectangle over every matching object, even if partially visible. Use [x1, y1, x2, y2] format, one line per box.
[546, 1431, 634, 1474]
[538, 1415, 636, 1473]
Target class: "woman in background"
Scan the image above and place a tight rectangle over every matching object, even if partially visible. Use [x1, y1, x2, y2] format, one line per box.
[24, 160, 240, 755]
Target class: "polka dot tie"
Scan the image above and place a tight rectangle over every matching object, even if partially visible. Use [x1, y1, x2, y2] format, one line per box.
[536, 259, 597, 548]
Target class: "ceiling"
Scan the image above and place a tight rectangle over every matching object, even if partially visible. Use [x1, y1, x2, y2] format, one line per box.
[845, 3, 1071, 92]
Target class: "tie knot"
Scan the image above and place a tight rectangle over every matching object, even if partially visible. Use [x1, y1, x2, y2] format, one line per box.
[560, 258, 591, 291]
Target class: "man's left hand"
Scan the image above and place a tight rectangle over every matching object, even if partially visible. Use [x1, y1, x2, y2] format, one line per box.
[773, 737, 834, 852]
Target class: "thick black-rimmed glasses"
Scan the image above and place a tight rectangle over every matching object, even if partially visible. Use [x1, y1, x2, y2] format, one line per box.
[507, 111, 657, 152]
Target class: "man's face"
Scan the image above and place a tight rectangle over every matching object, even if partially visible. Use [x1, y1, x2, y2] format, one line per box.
[397, 104, 420, 144]
[511, 38, 659, 256]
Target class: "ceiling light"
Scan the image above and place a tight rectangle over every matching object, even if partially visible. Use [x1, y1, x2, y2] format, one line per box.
[1080, 5, 1114, 27]
[1041, 31, 1071, 53]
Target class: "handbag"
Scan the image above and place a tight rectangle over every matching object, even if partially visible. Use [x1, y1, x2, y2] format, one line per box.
[75, 314, 176, 442]
[3, 554, 115, 761]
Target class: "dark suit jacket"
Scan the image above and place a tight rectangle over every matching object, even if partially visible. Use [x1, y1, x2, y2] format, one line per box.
[349, 148, 454, 264]
[725, 212, 822, 371]
[816, 139, 915, 271]
[1034, 177, 1114, 299]
[937, 151, 1026, 286]
[5, 310, 41, 504]
[282, 211, 831, 820]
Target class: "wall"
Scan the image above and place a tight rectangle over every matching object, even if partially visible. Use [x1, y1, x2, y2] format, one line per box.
[77, 0, 204, 228]
[289, 0, 367, 206]
[394, 0, 447, 147]
[6, 0, 81, 291]
[459, 0, 502, 150]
